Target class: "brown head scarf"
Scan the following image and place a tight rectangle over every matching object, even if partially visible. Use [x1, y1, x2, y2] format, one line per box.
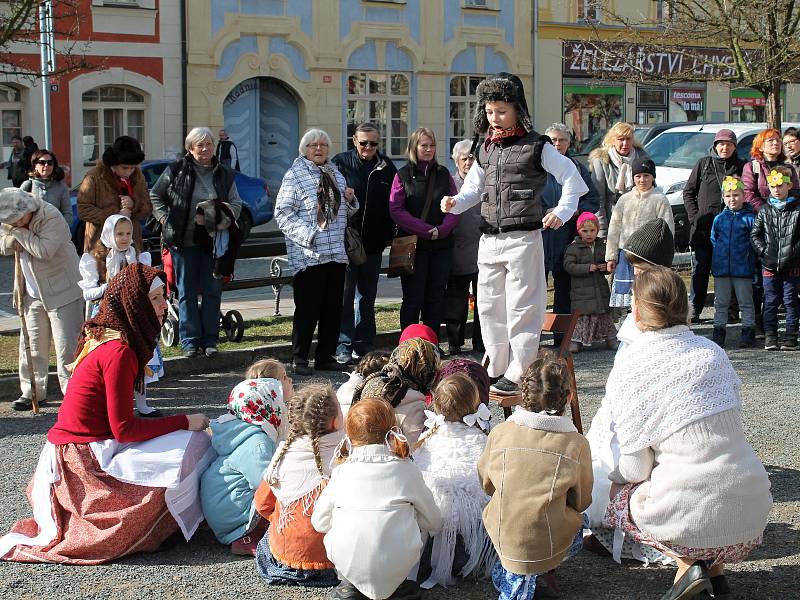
[78, 263, 165, 390]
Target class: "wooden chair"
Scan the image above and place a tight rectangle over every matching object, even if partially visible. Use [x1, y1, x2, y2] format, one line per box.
[486, 311, 583, 433]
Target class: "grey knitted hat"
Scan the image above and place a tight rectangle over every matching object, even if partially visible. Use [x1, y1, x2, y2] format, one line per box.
[0, 187, 39, 224]
[623, 218, 674, 267]
[472, 72, 533, 135]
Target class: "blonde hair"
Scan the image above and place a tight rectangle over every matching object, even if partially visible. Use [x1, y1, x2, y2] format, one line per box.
[632, 266, 688, 331]
[407, 127, 438, 166]
[245, 359, 285, 380]
[337, 397, 410, 462]
[601, 122, 640, 150]
[414, 373, 481, 450]
[269, 384, 339, 483]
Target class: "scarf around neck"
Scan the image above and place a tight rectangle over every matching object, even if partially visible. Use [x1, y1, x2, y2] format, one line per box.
[606, 325, 741, 454]
[609, 146, 634, 193]
[485, 125, 527, 149]
[316, 163, 342, 228]
[768, 195, 799, 210]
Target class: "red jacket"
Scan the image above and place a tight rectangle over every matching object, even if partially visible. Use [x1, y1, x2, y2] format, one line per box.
[48, 340, 188, 445]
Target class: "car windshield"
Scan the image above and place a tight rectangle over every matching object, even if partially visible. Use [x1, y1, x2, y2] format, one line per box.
[634, 128, 649, 144]
[645, 132, 716, 169]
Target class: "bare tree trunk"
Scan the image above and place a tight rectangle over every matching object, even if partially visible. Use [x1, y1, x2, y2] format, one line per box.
[766, 79, 783, 130]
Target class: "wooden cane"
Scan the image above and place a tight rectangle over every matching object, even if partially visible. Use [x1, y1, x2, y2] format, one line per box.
[14, 250, 40, 413]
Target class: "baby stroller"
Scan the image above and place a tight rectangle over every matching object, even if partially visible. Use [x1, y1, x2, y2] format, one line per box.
[158, 246, 245, 347]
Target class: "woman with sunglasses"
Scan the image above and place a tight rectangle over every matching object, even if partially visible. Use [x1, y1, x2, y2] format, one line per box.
[20, 149, 72, 226]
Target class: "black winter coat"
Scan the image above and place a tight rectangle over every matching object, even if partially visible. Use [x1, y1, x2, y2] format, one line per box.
[750, 201, 800, 274]
[683, 152, 746, 247]
[331, 149, 397, 254]
[563, 236, 611, 315]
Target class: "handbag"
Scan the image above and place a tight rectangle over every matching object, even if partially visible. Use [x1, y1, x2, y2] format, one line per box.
[387, 168, 437, 278]
[345, 225, 367, 266]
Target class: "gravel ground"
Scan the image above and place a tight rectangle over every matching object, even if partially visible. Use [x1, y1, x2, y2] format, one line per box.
[0, 320, 797, 600]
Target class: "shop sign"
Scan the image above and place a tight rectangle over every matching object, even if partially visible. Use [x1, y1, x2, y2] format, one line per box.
[563, 41, 747, 79]
[731, 96, 766, 107]
[671, 88, 703, 111]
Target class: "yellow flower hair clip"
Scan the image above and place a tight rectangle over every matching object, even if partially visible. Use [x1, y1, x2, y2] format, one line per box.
[721, 176, 743, 192]
[767, 169, 791, 187]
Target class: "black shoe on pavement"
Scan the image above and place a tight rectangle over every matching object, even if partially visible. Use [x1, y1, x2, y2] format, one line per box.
[330, 579, 368, 600]
[293, 363, 313, 376]
[710, 574, 731, 597]
[739, 327, 756, 348]
[12, 397, 46, 411]
[764, 331, 779, 351]
[388, 579, 422, 600]
[781, 332, 798, 351]
[712, 327, 726, 348]
[182, 347, 199, 358]
[204, 346, 218, 358]
[659, 561, 712, 600]
[490, 377, 519, 395]
[335, 351, 355, 366]
[315, 360, 342, 372]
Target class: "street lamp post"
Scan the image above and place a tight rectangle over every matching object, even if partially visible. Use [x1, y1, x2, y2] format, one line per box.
[39, 0, 55, 149]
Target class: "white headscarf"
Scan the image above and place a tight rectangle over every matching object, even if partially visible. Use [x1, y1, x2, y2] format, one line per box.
[100, 213, 138, 279]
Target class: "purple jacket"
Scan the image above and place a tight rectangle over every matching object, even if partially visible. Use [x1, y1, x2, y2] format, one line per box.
[742, 157, 800, 212]
[389, 161, 458, 239]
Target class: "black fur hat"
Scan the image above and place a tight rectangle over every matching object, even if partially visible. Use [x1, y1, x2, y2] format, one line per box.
[102, 135, 145, 167]
[473, 72, 533, 135]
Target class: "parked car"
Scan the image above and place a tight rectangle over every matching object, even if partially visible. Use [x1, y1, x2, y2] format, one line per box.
[644, 122, 800, 251]
[69, 159, 274, 247]
[633, 121, 706, 147]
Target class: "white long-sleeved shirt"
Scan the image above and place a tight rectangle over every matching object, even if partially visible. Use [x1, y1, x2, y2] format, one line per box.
[449, 142, 588, 224]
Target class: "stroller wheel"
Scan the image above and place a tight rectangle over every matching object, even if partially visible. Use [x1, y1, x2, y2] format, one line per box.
[223, 310, 245, 342]
[161, 315, 178, 347]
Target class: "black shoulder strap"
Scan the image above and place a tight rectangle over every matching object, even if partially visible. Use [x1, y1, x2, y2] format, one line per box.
[532, 135, 552, 172]
[469, 133, 482, 168]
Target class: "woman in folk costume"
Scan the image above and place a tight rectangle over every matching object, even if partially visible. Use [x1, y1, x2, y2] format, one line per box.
[0, 264, 213, 564]
[442, 73, 588, 395]
[78, 213, 163, 417]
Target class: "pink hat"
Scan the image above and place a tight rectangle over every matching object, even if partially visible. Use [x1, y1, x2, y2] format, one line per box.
[398, 323, 438, 345]
[576, 211, 599, 231]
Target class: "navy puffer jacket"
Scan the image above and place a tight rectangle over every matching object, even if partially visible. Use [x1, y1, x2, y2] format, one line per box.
[710, 205, 756, 278]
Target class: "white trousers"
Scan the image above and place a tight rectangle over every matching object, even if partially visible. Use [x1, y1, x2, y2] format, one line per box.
[476, 230, 546, 382]
[18, 294, 83, 400]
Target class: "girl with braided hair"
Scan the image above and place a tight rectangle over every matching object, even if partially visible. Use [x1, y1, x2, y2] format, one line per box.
[0, 263, 212, 565]
[312, 397, 442, 600]
[478, 350, 592, 600]
[254, 383, 342, 587]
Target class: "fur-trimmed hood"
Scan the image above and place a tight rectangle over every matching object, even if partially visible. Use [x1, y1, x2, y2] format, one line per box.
[472, 73, 532, 135]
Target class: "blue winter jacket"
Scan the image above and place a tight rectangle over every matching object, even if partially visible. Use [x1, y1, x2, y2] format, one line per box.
[199, 417, 277, 544]
[541, 158, 600, 272]
[710, 205, 756, 278]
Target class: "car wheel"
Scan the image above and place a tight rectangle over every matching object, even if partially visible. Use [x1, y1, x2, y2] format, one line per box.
[237, 210, 252, 242]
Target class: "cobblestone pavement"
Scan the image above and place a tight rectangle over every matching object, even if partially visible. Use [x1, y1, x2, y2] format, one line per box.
[0, 324, 797, 599]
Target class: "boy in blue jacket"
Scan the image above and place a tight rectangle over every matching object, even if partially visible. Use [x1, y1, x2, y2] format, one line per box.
[711, 176, 756, 348]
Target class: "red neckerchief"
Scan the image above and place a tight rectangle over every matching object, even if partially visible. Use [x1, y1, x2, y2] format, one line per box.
[117, 176, 134, 197]
[484, 125, 527, 150]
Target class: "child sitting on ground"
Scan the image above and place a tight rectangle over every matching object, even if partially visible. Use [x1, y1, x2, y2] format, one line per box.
[77, 213, 162, 417]
[751, 165, 800, 350]
[479, 351, 593, 600]
[711, 176, 757, 348]
[312, 397, 442, 600]
[336, 350, 390, 418]
[563, 212, 617, 352]
[254, 383, 343, 586]
[432, 358, 490, 406]
[605, 158, 674, 308]
[200, 359, 291, 555]
[414, 373, 495, 589]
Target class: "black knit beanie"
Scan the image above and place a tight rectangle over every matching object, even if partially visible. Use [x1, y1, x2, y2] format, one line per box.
[631, 157, 656, 178]
[623, 218, 674, 267]
[102, 135, 145, 167]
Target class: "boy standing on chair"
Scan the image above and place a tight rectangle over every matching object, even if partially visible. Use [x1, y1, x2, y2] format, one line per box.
[442, 73, 587, 395]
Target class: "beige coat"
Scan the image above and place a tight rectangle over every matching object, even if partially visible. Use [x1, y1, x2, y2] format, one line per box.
[0, 201, 82, 310]
[605, 187, 674, 261]
[478, 410, 593, 575]
[77, 162, 151, 254]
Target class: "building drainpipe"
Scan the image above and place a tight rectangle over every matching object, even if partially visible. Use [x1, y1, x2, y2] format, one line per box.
[531, 0, 539, 130]
[180, 0, 188, 140]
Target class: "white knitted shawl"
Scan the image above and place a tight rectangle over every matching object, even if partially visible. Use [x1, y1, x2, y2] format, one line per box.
[606, 325, 741, 454]
[413, 422, 496, 588]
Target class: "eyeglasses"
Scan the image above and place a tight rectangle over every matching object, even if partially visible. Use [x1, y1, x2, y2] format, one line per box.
[357, 140, 380, 148]
[36, 160, 54, 166]
[306, 142, 329, 149]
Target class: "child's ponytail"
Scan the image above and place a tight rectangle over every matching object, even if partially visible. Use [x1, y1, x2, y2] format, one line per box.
[342, 397, 411, 460]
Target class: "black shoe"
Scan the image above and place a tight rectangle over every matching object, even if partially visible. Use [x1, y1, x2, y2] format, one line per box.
[764, 331, 779, 351]
[12, 397, 46, 411]
[659, 562, 712, 600]
[780, 332, 798, 351]
[335, 351, 355, 366]
[293, 363, 312, 376]
[182, 347, 199, 358]
[447, 346, 462, 356]
[490, 376, 519, 396]
[315, 360, 342, 372]
[710, 574, 731, 597]
[204, 346, 218, 358]
[691, 311, 706, 325]
[330, 579, 368, 600]
[711, 327, 726, 348]
[137, 409, 163, 418]
[388, 579, 421, 600]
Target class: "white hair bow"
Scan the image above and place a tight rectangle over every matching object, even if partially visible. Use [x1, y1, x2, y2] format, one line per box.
[423, 410, 446, 430]
[463, 403, 492, 431]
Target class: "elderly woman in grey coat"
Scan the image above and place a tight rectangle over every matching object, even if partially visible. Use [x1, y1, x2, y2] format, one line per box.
[275, 128, 357, 376]
[588, 122, 649, 237]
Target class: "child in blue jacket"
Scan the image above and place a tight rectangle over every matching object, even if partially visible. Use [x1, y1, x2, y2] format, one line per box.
[710, 176, 756, 348]
[200, 359, 292, 555]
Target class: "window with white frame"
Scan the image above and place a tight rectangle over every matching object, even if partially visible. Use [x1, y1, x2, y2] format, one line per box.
[577, 0, 600, 22]
[346, 71, 410, 159]
[449, 75, 482, 156]
[81, 85, 146, 165]
[0, 84, 23, 163]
